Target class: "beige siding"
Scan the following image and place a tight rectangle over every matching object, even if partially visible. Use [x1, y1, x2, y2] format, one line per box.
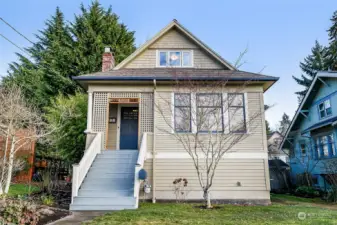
[124, 29, 224, 69]
[106, 104, 117, 149]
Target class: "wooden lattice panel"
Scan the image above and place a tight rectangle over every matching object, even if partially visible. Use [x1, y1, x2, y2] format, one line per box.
[140, 93, 154, 133]
[109, 93, 140, 98]
[93, 92, 108, 147]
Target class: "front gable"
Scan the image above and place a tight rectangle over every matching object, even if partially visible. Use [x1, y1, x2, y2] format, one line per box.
[116, 20, 233, 70]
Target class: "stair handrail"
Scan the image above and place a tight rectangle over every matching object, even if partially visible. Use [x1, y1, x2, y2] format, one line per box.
[72, 132, 102, 203]
[134, 133, 148, 206]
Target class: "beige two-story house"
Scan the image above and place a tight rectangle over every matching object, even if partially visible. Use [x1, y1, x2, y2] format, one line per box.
[70, 20, 278, 211]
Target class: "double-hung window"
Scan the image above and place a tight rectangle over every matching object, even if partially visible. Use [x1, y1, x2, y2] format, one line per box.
[228, 93, 246, 133]
[318, 99, 332, 119]
[314, 133, 336, 159]
[174, 94, 191, 132]
[196, 94, 223, 132]
[158, 50, 193, 67]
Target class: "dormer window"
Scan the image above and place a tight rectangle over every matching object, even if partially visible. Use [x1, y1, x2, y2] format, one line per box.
[157, 50, 193, 67]
[318, 99, 332, 119]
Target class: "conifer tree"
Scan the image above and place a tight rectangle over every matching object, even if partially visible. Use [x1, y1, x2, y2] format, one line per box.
[292, 41, 328, 99]
[327, 10, 337, 70]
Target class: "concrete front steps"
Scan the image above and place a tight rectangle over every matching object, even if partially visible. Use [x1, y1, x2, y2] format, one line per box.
[70, 150, 138, 211]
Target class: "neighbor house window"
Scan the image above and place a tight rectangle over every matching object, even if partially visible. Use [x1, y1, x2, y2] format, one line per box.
[300, 142, 306, 156]
[174, 93, 191, 132]
[197, 94, 223, 132]
[158, 50, 193, 67]
[314, 133, 336, 159]
[228, 93, 246, 133]
[318, 99, 332, 119]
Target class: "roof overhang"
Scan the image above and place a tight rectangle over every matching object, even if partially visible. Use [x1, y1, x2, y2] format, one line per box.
[72, 75, 278, 91]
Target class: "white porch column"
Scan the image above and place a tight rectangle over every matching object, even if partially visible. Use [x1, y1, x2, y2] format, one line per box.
[85, 91, 93, 133]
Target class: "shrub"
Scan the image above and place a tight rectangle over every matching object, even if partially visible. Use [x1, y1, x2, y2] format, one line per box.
[172, 178, 189, 202]
[41, 195, 55, 206]
[0, 199, 40, 225]
[295, 186, 320, 198]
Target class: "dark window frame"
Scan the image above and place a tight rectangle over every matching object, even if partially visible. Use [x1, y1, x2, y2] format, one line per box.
[174, 93, 192, 133]
[196, 93, 223, 133]
[228, 93, 247, 133]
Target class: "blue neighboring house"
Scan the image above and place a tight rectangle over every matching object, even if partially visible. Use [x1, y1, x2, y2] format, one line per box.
[280, 71, 337, 191]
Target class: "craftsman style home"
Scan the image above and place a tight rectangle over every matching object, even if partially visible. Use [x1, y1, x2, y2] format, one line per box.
[70, 20, 278, 211]
[281, 71, 337, 191]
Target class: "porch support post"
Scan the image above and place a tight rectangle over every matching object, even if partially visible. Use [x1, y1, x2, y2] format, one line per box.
[86, 91, 93, 133]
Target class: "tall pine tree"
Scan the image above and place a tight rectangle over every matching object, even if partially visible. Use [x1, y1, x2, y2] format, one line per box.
[292, 41, 328, 99]
[327, 10, 337, 70]
[278, 113, 291, 136]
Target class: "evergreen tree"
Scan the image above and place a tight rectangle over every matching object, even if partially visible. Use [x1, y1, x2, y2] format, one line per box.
[278, 113, 291, 136]
[327, 10, 337, 70]
[2, 2, 136, 109]
[265, 120, 272, 135]
[292, 41, 328, 99]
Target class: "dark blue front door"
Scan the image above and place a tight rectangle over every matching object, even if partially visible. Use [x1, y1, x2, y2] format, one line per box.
[120, 107, 139, 150]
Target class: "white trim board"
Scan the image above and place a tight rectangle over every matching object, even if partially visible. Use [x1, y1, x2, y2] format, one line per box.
[146, 152, 268, 159]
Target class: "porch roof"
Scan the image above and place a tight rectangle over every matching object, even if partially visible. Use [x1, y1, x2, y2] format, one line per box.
[72, 68, 278, 91]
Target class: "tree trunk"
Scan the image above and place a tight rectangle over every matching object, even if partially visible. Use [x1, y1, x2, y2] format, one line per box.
[203, 189, 212, 208]
[4, 136, 15, 194]
[0, 134, 9, 195]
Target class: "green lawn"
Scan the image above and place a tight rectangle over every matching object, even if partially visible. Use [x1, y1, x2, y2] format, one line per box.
[7, 183, 40, 197]
[87, 196, 337, 225]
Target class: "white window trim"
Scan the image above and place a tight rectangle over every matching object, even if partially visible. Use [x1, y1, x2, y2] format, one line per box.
[244, 93, 249, 134]
[156, 50, 194, 68]
[191, 93, 197, 133]
[223, 93, 229, 134]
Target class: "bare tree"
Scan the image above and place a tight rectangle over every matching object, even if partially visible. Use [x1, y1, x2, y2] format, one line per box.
[154, 75, 265, 208]
[322, 159, 337, 202]
[0, 85, 57, 195]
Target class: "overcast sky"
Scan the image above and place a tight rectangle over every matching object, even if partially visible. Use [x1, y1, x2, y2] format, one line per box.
[0, 0, 335, 128]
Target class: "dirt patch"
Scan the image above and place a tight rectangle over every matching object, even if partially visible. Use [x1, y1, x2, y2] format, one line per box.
[38, 206, 70, 225]
[193, 205, 223, 210]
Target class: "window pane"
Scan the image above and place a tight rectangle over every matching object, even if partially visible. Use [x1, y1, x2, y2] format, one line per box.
[326, 107, 332, 116]
[159, 52, 167, 66]
[325, 100, 331, 108]
[320, 110, 326, 118]
[197, 94, 222, 107]
[229, 94, 244, 107]
[319, 103, 325, 111]
[169, 52, 181, 66]
[182, 52, 191, 66]
[175, 94, 190, 107]
[197, 108, 223, 131]
[229, 108, 246, 132]
[175, 108, 190, 132]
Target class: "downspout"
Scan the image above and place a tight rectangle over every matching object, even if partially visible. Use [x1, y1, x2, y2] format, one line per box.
[152, 79, 157, 203]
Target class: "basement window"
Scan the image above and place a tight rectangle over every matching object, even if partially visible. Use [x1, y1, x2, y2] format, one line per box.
[158, 50, 193, 67]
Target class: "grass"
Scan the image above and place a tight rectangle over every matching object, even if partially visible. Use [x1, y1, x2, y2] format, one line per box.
[87, 196, 337, 225]
[7, 183, 41, 197]
[270, 193, 329, 204]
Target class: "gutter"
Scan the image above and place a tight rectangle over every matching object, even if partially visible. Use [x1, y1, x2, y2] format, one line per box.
[72, 76, 279, 82]
[152, 79, 157, 203]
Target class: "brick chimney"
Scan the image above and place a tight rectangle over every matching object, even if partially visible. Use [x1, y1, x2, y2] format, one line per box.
[102, 47, 115, 72]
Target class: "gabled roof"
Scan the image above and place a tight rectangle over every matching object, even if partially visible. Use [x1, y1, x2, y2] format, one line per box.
[280, 71, 337, 149]
[114, 19, 236, 70]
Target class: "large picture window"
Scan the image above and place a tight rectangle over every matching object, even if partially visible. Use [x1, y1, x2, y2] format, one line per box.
[174, 94, 191, 132]
[228, 93, 246, 133]
[196, 94, 223, 132]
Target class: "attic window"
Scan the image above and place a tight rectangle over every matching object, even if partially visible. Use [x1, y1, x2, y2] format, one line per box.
[318, 99, 332, 119]
[158, 50, 193, 67]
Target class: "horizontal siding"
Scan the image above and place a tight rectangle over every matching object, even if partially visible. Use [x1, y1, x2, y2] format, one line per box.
[143, 158, 268, 200]
[150, 28, 198, 49]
